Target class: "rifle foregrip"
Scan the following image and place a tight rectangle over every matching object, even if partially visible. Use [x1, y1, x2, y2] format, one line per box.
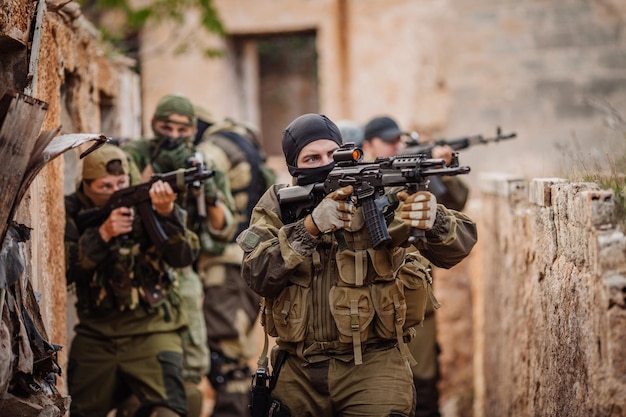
[362, 197, 391, 249]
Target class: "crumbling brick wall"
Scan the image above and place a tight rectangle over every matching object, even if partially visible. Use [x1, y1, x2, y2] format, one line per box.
[473, 173, 626, 417]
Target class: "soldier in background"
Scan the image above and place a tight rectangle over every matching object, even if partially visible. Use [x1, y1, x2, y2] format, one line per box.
[123, 95, 238, 417]
[193, 109, 276, 417]
[65, 144, 199, 417]
[362, 115, 469, 417]
[409, 143, 468, 417]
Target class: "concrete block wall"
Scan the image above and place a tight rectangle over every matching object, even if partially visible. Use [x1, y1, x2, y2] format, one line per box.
[473, 173, 626, 417]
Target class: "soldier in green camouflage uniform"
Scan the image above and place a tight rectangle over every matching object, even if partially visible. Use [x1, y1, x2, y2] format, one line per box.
[65, 144, 199, 417]
[237, 114, 478, 417]
[123, 95, 238, 417]
[194, 116, 275, 417]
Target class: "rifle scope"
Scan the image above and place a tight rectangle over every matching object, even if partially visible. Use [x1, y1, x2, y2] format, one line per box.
[333, 144, 363, 164]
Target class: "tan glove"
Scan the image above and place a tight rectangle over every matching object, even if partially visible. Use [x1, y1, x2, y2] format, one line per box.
[397, 190, 437, 230]
[346, 206, 365, 232]
[311, 185, 356, 234]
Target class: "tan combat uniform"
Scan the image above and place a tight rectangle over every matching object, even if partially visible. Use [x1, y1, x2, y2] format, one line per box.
[238, 184, 477, 416]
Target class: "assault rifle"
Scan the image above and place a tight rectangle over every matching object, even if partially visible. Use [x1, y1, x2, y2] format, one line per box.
[75, 165, 214, 247]
[401, 127, 516, 157]
[277, 143, 470, 249]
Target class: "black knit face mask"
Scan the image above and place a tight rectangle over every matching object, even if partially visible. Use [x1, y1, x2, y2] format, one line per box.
[288, 161, 335, 186]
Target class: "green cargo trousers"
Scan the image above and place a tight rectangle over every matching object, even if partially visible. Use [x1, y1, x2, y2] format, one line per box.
[272, 346, 416, 417]
[68, 331, 187, 417]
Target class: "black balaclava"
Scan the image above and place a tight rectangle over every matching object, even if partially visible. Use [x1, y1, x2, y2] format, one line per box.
[282, 113, 343, 185]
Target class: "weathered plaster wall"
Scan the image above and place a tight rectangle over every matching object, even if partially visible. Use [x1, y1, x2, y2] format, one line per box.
[473, 173, 626, 416]
[1, 1, 140, 408]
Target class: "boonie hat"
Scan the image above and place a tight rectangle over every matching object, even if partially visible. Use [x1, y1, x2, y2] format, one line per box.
[363, 116, 406, 143]
[82, 144, 129, 180]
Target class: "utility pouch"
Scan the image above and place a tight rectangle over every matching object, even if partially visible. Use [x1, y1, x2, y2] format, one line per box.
[270, 285, 310, 342]
[368, 246, 405, 281]
[336, 248, 368, 286]
[138, 273, 166, 307]
[397, 255, 437, 329]
[329, 286, 374, 365]
[104, 239, 140, 311]
[370, 280, 407, 339]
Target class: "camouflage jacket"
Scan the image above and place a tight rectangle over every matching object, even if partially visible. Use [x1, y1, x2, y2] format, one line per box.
[123, 137, 238, 254]
[65, 186, 199, 338]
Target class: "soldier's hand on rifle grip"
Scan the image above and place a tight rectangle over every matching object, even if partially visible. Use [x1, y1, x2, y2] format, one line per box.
[397, 191, 437, 230]
[149, 180, 176, 216]
[99, 207, 134, 242]
[307, 185, 355, 236]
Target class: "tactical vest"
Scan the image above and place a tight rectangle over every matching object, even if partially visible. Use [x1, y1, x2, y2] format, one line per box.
[66, 193, 177, 316]
[262, 204, 437, 365]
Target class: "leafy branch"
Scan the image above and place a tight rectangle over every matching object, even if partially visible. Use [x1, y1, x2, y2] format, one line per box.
[78, 0, 225, 59]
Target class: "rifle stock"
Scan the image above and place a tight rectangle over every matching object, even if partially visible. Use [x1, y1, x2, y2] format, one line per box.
[278, 144, 470, 249]
[75, 165, 214, 246]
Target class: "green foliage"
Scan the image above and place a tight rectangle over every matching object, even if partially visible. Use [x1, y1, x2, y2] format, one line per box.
[78, 0, 225, 58]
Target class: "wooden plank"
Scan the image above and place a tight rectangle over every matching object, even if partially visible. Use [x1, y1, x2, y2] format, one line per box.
[0, 91, 48, 240]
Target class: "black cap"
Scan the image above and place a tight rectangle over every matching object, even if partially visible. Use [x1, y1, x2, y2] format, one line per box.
[363, 116, 406, 143]
[282, 114, 342, 166]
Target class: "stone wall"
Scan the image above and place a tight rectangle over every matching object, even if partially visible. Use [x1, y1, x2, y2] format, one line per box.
[472, 173, 626, 416]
